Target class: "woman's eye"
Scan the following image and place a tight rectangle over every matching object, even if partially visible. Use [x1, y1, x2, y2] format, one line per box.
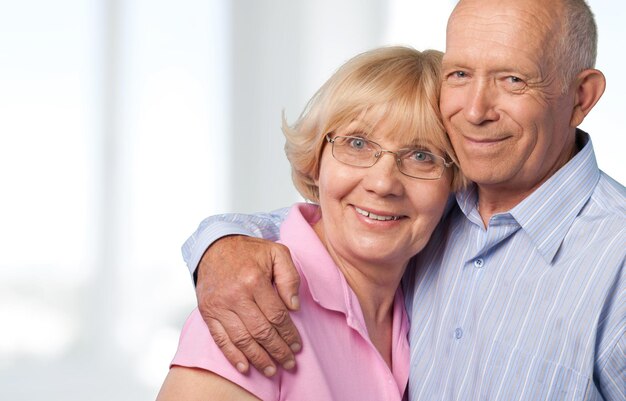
[409, 151, 433, 162]
[348, 137, 367, 150]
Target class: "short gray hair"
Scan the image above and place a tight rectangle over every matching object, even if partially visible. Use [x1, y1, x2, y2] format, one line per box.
[555, 0, 598, 92]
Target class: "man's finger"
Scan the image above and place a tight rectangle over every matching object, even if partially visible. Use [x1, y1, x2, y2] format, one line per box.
[271, 243, 301, 311]
[253, 279, 302, 356]
[235, 296, 296, 371]
[204, 317, 250, 374]
[197, 279, 279, 374]
[194, 235, 303, 375]
[223, 315, 278, 376]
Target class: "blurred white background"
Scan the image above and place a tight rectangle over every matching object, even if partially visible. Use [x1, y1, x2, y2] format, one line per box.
[0, 0, 623, 399]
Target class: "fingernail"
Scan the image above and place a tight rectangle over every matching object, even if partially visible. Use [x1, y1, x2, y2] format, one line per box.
[263, 366, 276, 377]
[236, 362, 247, 373]
[283, 359, 295, 370]
[290, 342, 301, 353]
[291, 295, 300, 310]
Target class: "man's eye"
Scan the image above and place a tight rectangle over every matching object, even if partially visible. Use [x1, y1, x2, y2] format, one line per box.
[503, 75, 527, 91]
[506, 76, 527, 86]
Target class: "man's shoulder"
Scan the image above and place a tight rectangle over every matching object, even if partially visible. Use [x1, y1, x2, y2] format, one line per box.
[573, 171, 626, 259]
[589, 171, 626, 218]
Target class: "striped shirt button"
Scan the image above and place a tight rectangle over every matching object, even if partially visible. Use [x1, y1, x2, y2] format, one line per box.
[474, 258, 484, 268]
[454, 327, 463, 339]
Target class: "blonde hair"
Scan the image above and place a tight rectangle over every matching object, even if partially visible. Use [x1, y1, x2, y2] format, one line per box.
[283, 46, 466, 202]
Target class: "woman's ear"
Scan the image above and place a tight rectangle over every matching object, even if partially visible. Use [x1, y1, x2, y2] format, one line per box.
[570, 69, 606, 127]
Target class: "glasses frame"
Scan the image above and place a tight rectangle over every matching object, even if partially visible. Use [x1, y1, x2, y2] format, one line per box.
[325, 133, 454, 180]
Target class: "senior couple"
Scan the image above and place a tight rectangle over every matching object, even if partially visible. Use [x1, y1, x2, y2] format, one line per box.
[159, 0, 625, 400]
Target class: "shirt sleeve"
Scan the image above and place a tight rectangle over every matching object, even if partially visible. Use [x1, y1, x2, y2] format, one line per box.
[596, 330, 626, 400]
[181, 208, 290, 278]
[595, 263, 625, 400]
[171, 309, 279, 400]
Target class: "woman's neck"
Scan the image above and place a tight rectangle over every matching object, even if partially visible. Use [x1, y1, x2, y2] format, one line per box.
[325, 242, 406, 369]
[356, 277, 397, 369]
[312, 219, 408, 369]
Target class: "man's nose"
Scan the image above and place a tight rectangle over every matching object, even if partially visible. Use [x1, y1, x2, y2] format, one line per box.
[463, 80, 499, 124]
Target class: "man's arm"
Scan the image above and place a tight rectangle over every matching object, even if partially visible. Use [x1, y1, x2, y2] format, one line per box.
[182, 209, 289, 278]
[595, 263, 626, 400]
[182, 208, 302, 377]
[596, 331, 626, 400]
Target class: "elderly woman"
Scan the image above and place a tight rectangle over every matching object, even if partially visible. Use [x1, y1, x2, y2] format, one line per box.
[157, 46, 464, 401]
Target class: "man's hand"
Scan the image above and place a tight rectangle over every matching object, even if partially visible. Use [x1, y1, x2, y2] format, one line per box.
[195, 235, 302, 377]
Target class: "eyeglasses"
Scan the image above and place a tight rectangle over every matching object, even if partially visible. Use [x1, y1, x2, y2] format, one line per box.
[325, 134, 453, 180]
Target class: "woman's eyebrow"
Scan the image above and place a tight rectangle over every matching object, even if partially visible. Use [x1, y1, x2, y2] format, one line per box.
[345, 118, 376, 130]
[400, 143, 445, 156]
[338, 123, 375, 136]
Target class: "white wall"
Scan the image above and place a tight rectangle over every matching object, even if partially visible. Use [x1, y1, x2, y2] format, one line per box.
[0, 1, 622, 399]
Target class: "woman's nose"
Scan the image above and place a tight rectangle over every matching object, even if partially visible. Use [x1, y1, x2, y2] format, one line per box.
[362, 151, 405, 196]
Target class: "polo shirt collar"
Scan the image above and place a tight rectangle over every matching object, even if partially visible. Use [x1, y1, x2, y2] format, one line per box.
[278, 203, 359, 317]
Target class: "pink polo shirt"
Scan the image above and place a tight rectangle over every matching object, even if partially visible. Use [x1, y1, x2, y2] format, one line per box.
[171, 203, 409, 401]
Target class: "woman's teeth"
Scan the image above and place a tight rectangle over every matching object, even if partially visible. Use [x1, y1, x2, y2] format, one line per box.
[355, 207, 401, 221]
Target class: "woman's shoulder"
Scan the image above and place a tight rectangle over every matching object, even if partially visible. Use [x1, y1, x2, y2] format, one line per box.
[170, 309, 280, 400]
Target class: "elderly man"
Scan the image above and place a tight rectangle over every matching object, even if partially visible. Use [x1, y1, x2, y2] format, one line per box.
[183, 0, 625, 399]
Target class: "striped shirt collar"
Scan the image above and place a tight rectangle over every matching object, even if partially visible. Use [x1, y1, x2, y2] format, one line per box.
[456, 129, 599, 264]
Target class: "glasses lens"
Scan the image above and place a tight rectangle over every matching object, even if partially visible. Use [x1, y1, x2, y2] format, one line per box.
[399, 150, 444, 179]
[332, 136, 377, 167]
[329, 135, 448, 180]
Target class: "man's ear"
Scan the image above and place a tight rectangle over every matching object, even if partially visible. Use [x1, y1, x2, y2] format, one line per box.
[570, 69, 606, 127]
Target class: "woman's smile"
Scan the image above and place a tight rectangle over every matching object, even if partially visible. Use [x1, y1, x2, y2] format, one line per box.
[353, 205, 405, 222]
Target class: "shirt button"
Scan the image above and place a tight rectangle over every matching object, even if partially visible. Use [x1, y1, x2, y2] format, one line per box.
[455, 327, 463, 339]
[474, 258, 484, 268]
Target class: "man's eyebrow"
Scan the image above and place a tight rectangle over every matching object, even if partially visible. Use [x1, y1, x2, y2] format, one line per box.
[441, 58, 468, 69]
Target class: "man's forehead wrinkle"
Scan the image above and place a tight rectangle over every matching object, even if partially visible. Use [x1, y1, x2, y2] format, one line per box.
[450, 1, 559, 38]
[447, 7, 557, 57]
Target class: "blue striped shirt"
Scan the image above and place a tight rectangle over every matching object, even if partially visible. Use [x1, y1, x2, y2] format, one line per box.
[182, 132, 625, 400]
